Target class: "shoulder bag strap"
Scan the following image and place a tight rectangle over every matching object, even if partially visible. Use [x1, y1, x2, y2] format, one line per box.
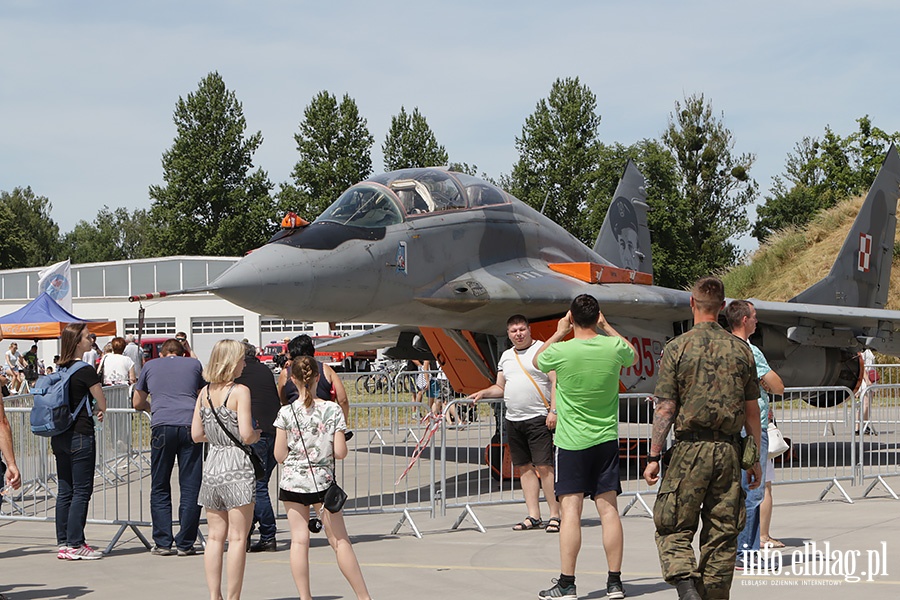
[206, 384, 252, 458]
[513, 345, 550, 409]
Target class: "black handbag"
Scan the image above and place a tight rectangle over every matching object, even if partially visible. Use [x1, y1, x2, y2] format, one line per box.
[206, 385, 265, 480]
[290, 402, 347, 513]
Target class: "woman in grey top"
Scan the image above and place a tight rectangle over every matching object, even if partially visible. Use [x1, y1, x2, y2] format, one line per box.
[191, 339, 260, 600]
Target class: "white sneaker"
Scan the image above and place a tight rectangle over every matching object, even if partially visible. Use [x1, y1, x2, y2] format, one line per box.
[63, 544, 103, 560]
[56, 545, 68, 560]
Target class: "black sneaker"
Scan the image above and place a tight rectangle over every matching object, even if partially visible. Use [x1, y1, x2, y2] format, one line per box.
[606, 580, 625, 599]
[150, 546, 176, 556]
[177, 546, 197, 556]
[538, 579, 577, 599]
[249, 538, 277, 552]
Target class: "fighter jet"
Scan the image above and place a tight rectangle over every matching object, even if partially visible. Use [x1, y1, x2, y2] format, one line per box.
[134, 147, 900, 406]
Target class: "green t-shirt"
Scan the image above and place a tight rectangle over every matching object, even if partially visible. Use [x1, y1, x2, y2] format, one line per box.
[537, 335, 635, 450]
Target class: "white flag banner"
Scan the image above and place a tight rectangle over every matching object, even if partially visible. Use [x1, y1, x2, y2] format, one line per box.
[38, 259, 73, 312]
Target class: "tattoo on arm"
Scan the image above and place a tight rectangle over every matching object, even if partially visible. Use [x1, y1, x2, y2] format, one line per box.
[651, 398, 676, 452]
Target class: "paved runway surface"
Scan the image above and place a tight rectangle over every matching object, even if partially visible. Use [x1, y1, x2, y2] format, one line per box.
[1, 480, 898, 599]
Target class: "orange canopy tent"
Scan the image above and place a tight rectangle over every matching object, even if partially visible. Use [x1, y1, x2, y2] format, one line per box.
[0, 292, 117, 340]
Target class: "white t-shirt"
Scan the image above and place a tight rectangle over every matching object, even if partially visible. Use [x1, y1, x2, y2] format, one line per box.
[99, 353, 135, 385]
[498, 341, 551, 421]
[5, 351, 21, 371]
[83, 349, 99, 367]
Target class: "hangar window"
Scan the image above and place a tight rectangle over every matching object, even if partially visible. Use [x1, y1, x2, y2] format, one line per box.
[124, 319, 176, 336]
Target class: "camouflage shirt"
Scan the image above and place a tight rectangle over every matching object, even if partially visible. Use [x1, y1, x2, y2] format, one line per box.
[654, 321, 759, 436]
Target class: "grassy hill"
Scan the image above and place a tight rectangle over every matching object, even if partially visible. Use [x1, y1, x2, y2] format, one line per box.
[722, 195, 900, 360]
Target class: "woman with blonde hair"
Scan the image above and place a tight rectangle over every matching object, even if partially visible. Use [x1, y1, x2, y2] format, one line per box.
[191, 339, 260, 600]
[274, 356, 371, 600]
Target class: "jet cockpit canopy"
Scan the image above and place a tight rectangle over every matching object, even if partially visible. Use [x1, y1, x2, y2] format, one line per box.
[315, 169, 511, 229]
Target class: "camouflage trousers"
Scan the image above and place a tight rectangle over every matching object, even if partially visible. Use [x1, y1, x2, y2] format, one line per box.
[653, 440, 745, 600]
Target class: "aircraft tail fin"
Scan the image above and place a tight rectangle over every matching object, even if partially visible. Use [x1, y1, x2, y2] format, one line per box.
[593, 160, 653, 276]
[790, 145, 900, 308]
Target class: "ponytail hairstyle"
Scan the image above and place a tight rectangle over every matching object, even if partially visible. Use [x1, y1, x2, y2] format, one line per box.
[290, 355, 319, 409]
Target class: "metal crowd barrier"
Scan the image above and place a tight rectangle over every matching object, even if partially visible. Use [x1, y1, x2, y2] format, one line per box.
[770, 386, 858, 503]
[3, 378, 897, 548]
[856, 383, 900, 499]
[1, 404, 154, 553]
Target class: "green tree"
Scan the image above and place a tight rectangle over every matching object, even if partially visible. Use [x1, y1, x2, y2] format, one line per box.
[382, 107, 448, 171]
[0, 187, 61, 267]
[753, 117, 900, 243]
[148, 71, 276, 257]
[61, 207, 151, 263]
[661, 93, 757, 280]
[506, 77, 604, 243]
[283, 91, 374, 220]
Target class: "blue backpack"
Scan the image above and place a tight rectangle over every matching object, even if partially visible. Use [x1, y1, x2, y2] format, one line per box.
[29, 360, 92, 437]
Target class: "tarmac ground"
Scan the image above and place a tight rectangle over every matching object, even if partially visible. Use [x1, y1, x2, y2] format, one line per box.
[1, 479, 899, 599]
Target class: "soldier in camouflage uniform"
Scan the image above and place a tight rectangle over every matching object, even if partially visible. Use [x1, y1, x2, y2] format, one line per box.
[643, 276, 762, 600]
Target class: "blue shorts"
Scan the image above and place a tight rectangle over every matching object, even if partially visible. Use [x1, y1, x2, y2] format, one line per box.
[554, 439, 622, 499]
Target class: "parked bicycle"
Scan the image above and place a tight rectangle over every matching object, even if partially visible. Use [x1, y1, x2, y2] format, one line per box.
[355, 362, 417, 395]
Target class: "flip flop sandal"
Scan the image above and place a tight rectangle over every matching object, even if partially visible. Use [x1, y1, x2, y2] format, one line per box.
[512, 516, 543, 531]
[545, 517, 561, 533]
[761, 536, 785, 548]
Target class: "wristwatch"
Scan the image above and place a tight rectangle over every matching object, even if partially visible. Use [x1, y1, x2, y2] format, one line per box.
[646, 454, 661, 464]
[550, 409, 557, 414]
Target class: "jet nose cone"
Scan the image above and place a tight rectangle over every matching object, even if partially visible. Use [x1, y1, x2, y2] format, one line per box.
[210, 244, 312, 317]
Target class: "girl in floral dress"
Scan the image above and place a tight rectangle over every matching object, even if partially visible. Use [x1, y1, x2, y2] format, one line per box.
[274, 356, 371, 600]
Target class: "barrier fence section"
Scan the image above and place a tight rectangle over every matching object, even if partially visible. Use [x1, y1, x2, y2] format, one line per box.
[857, 383, 900, 499]
[435, 392, 663, 529]
[1, 401, 154, 553]
[3, 377, 898, 547]
[770, 387, 857, 503]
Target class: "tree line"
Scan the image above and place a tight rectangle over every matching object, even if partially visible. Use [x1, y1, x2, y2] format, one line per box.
[3, 72, 898, 290]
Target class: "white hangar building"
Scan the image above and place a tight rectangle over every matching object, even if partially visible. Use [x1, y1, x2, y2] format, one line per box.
[0, 256, 378, 367]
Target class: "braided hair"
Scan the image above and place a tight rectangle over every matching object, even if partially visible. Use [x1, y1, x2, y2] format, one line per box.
[290, 355, 319, 409]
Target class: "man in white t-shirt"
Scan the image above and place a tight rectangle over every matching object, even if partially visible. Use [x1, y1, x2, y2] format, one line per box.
[469, 315, 560, 532]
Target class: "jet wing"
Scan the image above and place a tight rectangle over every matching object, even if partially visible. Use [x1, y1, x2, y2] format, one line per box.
[315, 324, 417, 352]
[751, 298, 900, 353]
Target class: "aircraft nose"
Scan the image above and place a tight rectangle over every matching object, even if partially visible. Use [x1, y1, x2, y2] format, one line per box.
[210, 244, 313, 318]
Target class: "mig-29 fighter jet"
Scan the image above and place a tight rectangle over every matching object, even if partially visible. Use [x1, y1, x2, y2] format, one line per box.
[133, 147, 900, 408]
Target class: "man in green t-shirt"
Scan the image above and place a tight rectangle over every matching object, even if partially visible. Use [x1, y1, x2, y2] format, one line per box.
[533, 294, 636, 600]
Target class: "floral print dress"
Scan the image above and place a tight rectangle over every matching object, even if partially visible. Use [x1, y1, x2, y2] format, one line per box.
[274, 399, 347, 493]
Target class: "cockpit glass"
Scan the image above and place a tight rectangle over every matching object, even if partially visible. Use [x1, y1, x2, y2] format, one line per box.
[370, 169, 465, 213]
[454, 173, 510, 207]
[316, 185, 403, 228]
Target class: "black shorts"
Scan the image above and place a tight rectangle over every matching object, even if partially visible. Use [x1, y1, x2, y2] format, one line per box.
[554, 439, 622, 499]
[279, 488, 327, 506]
[506, 416, 554, 467]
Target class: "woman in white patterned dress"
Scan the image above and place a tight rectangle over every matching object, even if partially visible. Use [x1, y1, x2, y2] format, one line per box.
[191, 339, 260, 600]
[274, 356, 371, 600]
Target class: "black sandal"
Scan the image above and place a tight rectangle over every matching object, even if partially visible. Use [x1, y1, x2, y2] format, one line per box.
[545, 517, 561, 533]
[512, 516, 543, 531]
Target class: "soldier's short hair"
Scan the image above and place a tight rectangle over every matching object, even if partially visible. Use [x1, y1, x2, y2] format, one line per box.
[570, 294, 600, 328]
[724, 299, 755, 329]
[692, 276, 725, 313]
[506, 314, 528, 329]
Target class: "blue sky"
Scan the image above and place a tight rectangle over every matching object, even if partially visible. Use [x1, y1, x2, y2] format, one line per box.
[3, 1, 899, 254]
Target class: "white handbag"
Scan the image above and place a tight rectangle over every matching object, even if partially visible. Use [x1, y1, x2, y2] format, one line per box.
[767, 423, 790, 458]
